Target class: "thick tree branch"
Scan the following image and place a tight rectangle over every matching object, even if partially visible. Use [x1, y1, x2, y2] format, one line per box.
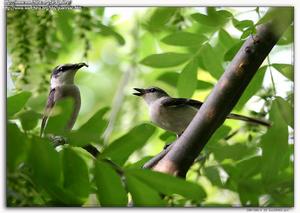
[150, 8, 293, 177]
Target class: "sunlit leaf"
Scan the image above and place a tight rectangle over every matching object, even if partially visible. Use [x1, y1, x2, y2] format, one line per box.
[240, 27, 255, 39]
[271, 63, 293, 81]
[192, 10, 231, 27]
[140, 52, 192, 68]
[126, 168, 206, 202]
[202, 43, 224, 79]
[94, 161, 128, 206]
[274, 96, 293, 128]
[177, 59, 198, 98]
[147, 8, 177, 32]
[100, 123, 156, 166]
[7, 91, 31, 117]
[191, 13, 219, 27]
[235, 66, 267, 110]
[218, 29, 235, 48]
[161, 32, 207, 47]
[232, 18, 254, 31]
[224, 41, 243, 62]
[157, 72, 213, 90]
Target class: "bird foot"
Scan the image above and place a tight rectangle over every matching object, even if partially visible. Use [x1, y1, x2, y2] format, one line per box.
[50, 136, 67, 147]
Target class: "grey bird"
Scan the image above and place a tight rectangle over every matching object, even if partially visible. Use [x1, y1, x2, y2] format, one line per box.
[40, 63, 98, 156]
[133, 87, 270, 137]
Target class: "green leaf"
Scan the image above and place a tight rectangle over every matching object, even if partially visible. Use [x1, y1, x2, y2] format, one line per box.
[232, 18, 254, 31]
[191, 10, 231, 28]
[140, 52, 192, 68]
[218, 29, 235, 48]
[7, 91, 31, 117]
[235, 156, 262, 179]
[161, 32, 207, 47]
[7, 122, 28, 172]
[94, 161, 128, 206]
[224, 41, 243, 61]
[191, 13, 219, 27]
[202, 166, 223, 187]
[126, 169, 206, 202]
[235, 66, 267, 110]
[19, 110, 40, 131]
[217, 143, 258, 162]
[69, 107, 109, 146]
[27, 137, 62, 185]
[271, 63, 293, 81]
[157, 72, 213, 90]
[62, 147, 90, 203]
[177, 59, 198, 98]
[125, 156, 153, 169]
[125, 173, 166, 206]
[44, 98, 74, 136]
[98, 23, 125, 45]
[202, 43, 224, 79]
[261, 98, 289, 186]
[95, 7, 105, 17]
[56, 10, 74, 42]
[277, 25, 293, 45]
[240, 27, 255, 39]
[274, 96, 293, 128]
[207, 125, 231, 145]
[237, 178, 263, 206]
[100, 123, 156, 166]
[147, 8, 177, 31]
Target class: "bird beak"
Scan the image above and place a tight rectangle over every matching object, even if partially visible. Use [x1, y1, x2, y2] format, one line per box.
[76, 62, 88, 69]
[133, 88, 145, 96]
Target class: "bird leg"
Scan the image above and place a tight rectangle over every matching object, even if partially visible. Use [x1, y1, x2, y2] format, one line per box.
[50, 135, 67, 147]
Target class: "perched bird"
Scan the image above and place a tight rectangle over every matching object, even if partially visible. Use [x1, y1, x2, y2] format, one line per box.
[133, 87, 270, 137]
[40, 63, 98, 156]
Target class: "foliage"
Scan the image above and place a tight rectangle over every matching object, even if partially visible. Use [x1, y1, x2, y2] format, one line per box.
[6, 7, 293, 207]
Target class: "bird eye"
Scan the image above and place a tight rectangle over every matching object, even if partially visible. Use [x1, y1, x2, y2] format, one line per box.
[149, 88, 156, 93]
[58, 67, 63, 71]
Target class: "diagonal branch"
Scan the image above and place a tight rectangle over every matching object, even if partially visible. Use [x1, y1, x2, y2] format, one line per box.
[147, 7, 293, 177]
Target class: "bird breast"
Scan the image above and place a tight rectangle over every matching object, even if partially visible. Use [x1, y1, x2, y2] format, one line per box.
[149, 98, 198, 135]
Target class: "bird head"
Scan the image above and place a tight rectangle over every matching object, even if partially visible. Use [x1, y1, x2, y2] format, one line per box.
[50, 62, 88, 88]
[133, 87, 169, 105]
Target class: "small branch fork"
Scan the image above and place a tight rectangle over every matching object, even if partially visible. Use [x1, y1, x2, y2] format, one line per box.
[143, 8, 293, 178]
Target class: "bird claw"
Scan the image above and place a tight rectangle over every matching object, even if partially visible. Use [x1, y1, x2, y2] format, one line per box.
[50, 136, 67, 147]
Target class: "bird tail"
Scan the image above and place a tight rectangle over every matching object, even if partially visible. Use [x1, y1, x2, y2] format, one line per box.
[227, 113, 271, 127]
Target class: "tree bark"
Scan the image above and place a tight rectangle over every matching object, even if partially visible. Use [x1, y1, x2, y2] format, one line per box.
[147, 7, 293, 177]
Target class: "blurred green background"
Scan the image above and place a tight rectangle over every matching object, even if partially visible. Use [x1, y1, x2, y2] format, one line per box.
[7, 7, 294, 207]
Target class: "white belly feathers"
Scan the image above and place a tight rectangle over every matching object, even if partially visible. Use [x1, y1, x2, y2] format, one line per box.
[149, 98, 198, 135]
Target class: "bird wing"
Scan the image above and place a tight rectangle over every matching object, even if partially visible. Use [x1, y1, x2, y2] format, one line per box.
[161, 98, 203, 109]
[40, 88, 56, 137]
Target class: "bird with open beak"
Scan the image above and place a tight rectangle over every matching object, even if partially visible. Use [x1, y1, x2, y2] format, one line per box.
[133, 87, 270, 137]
